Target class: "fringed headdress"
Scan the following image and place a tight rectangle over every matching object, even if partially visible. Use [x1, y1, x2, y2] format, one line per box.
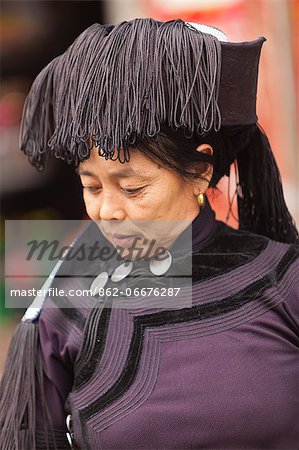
[19, 18, 298, 243]
[20, 19, 224, 166]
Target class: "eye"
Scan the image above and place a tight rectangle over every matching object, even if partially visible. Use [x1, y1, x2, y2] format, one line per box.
[121, 186, 146, 196]
[83, 186, 102, 194]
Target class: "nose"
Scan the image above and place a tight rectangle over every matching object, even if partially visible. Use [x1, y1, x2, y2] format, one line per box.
[98, 191, 126, 221]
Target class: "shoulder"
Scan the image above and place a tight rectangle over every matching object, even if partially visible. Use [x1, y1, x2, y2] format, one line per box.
[193, 220, 297, 282]
[193, 220, 299, 294]
[193, 221, 299, 330]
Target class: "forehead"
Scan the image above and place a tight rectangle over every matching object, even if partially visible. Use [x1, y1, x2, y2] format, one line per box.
[77, 147, 159, 178]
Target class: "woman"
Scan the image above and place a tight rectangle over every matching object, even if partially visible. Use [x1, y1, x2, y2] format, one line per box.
[0, 18, 298, 450]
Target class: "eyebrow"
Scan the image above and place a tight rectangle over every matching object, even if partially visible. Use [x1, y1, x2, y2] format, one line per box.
[76, 167, 141, 179]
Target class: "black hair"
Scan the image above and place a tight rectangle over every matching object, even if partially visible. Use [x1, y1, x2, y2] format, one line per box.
[135, 124, 231, 188]
[132, 124, 298, 244]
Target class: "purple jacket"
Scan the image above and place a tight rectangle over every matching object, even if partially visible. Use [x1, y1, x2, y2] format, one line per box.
[32, 203, 299, 448]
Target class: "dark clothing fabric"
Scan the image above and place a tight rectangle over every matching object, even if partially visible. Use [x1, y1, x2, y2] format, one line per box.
[35, 204, 299, 449]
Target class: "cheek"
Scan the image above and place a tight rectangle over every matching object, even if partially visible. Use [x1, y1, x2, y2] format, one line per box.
[153, 179, 194, 216]
[83, 193, 99, 220]
[132, 191, 160, 216]
[132, 181, 178, 218]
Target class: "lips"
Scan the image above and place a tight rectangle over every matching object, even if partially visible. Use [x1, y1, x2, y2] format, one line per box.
[111, 234, 141, 248]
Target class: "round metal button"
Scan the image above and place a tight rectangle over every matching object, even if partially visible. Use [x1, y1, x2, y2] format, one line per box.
[90, 271, 109, 295]
[111, 262, 133, 282]
[149, 250, 172, 276]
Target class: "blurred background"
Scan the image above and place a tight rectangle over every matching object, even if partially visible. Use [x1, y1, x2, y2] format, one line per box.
[0, 0, 298, 374]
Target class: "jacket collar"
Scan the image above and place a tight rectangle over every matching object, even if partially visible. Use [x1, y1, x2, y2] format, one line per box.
[191, 199, 218, 249]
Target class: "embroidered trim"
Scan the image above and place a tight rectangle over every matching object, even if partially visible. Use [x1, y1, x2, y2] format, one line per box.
[75, 230, 287, 391]
[74, 300, 113, 388]
[77, 245, 298, 435]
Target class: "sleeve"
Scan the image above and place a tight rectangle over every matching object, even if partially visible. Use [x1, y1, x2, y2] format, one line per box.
[0, 299, 77, 450]
[36, 307, 75, 447]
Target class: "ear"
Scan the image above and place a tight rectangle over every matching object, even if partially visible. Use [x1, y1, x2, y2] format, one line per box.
[192, 144, 214, 196]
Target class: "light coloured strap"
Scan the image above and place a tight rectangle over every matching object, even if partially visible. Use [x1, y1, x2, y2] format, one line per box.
[185, 22, 228, 42]
[21, 237, 78, 322]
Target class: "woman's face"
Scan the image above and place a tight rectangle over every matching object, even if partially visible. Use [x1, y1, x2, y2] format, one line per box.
[78, 146, 212, 258]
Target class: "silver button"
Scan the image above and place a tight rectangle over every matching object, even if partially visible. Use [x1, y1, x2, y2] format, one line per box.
[90, 271, 108, 295]
[111, 262, 133, 282]
[149, 250, 172, 276]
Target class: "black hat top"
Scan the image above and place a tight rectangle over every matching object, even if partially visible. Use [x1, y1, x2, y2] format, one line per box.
[20, 18, 265, 170]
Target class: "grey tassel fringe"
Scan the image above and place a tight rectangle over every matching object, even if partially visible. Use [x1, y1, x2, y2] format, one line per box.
[0, 321, 56, 450]
[236, 124, 299, 243]
[20, 19, 221, 170]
